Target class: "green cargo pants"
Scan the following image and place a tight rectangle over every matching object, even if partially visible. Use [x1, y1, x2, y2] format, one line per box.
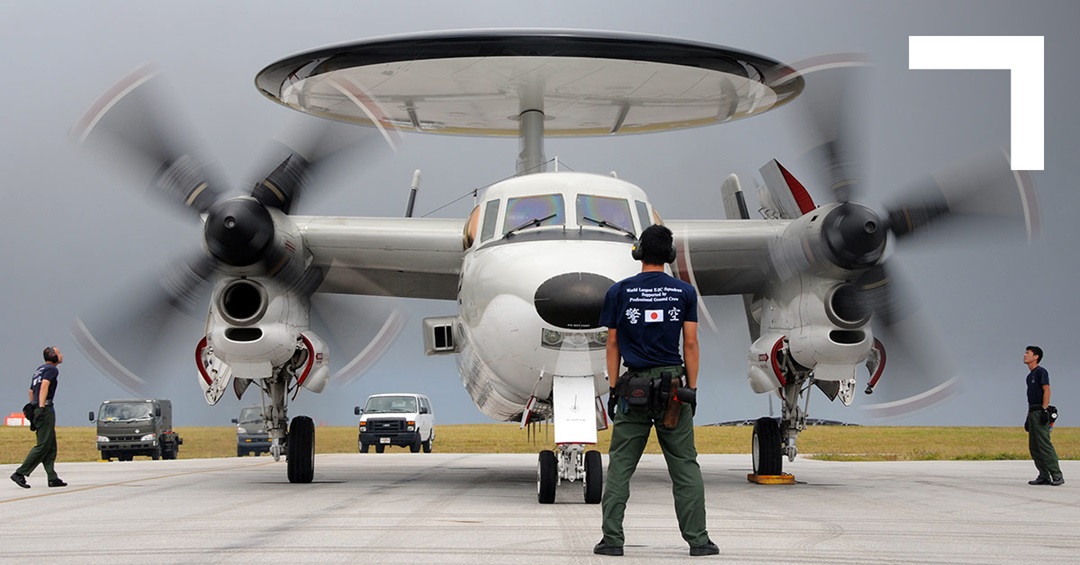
[17, 406, 59, 481]
[601, 401, 709, 547]
[1027, 408, 1062, 481]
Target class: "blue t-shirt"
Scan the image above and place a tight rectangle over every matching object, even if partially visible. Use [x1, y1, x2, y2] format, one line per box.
[1026, 365, 1049, 406]
[599, 271, 698, 370]
[30, 364, 58, 406]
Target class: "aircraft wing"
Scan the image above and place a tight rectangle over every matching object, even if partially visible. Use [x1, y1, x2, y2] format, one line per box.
[667, 219, 788, 296]
[295, 216, 465, 300]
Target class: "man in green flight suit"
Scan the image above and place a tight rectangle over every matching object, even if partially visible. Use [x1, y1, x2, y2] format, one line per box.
[594, 224, 718, 557]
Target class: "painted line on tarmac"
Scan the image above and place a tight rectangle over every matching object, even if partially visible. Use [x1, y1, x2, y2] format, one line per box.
[1, 459, 276, 504]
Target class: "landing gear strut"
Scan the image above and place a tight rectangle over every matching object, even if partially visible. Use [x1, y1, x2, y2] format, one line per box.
[753, 346, 815, 477]
[259, 367, 315, 483]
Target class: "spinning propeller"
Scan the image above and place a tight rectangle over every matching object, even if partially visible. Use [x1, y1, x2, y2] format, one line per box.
[777, 55, 1039, 415]
[71, 65, 404, 394]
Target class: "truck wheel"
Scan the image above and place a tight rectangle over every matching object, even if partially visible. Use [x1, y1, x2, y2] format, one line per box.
[583, 450, 603, 504]
[287, 415, 315, 484]
[538, 450, 557, 504]
[237, 447, 246, 457]
[100, 451, 109, 462]
[359, 442, 369, 453]
[120, 454, 133, 462]
[410, 437, 421, 453]
[422, 434, 433, 453]
[151, 446, 162, 461]
[375, 444, 385, 454]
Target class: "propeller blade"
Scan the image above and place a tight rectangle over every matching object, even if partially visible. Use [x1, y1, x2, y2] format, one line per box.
[850, 263, 918, 330]
[785, 54, 871, 203]
[885, 150, 1040, 242]
[861, 307, 961, 418]
[72, 65, 227, 215]
[72, 253, 213, 394]
[250, 117, 398, 214]
[310, 294, 408, 385]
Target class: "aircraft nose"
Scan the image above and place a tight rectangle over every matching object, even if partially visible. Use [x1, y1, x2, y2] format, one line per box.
[533, 272, 615, 330]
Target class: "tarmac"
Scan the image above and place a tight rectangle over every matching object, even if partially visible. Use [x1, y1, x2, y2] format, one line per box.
[1, 453, 1077, 564]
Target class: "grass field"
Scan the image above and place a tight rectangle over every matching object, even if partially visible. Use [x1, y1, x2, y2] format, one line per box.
[2, 424, 1078, 464]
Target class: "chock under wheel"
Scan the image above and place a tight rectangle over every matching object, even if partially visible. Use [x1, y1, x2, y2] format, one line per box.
[747, 473, 796, 485]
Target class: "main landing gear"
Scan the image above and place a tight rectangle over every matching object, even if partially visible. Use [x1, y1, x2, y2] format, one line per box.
[753, 370, 815, 478]
[261, 370, 315, 484]
[537, 444, 603, 504]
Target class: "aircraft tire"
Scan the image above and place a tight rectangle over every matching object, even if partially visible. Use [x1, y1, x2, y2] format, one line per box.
[287, 415, 315, 483]
[538, 450, 557, 504]
[752, 417, 783, 476]
[583, 450, 603, 504]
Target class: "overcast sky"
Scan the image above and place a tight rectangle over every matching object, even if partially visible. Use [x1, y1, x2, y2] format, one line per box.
[2, 1, 1077, 429]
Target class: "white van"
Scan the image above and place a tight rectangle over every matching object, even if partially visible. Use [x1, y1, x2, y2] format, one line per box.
[355, 393, 435, 453]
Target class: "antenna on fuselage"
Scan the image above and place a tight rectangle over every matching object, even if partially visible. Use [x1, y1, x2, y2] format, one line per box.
[404, 169, 421, 218]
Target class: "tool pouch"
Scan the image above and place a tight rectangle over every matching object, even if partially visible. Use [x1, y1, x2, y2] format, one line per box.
[620, 374, 653, 408]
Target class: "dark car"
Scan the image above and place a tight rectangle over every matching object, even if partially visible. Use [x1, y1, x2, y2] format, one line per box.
[233, 406, 271, 456]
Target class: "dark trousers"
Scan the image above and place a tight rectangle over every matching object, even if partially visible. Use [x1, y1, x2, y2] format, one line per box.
[601, 402, 709, 547]
[1027, 408, 1062, 480]
[16, 407, 58, 481]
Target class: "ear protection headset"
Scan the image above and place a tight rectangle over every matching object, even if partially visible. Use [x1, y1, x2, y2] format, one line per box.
[44, 347, 59, 364]
[631, 238, 677, 264]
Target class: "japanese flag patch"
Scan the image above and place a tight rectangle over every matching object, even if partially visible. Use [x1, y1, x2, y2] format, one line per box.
[644, 309, 664, 322]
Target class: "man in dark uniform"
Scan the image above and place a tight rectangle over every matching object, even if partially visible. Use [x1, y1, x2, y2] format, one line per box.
[11, 346, 68, 489]
[594, 224, 718, 557]
[1023, 345, 1063, 486]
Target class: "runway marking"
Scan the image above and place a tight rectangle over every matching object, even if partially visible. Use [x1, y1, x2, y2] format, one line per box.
[0, 459, 276, 504]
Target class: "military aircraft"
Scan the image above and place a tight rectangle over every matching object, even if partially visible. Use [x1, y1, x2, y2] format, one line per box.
[72, 30, 1036, 502]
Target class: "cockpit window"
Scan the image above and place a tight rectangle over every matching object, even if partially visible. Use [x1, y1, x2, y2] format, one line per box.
[578, 195, 635, 235]
[480, 200, 500, 242]
[635, 200, 652, 229]
[503, 194, 565, 236]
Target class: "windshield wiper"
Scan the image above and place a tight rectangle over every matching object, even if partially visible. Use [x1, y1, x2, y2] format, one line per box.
[582, 216, 635, 238]
[504, 213, 557, 238]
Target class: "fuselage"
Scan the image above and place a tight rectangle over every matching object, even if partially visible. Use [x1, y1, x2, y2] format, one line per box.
[455, 171, 660, 421]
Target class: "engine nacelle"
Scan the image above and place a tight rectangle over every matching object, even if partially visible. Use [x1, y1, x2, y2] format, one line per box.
[770, 202, 887, 281]
[195, 274, 328, 404]
[749, 275, 874, 391]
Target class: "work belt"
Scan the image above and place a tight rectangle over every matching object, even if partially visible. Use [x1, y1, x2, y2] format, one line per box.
[614, 365, 686, 416]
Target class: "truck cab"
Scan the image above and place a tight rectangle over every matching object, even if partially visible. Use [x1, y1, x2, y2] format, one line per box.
[355, 393, 434, 453]
[90, 399, 182, 461]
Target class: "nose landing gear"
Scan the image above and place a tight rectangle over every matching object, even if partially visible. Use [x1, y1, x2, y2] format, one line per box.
[537, 444, 603, 504]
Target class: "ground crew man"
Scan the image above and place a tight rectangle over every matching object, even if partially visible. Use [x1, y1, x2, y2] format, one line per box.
[11, 346, 68, 489]
[1023, 345, 1063, 486]
[594, 224, 718, 557]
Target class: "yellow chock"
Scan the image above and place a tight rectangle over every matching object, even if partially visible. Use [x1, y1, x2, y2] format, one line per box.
[747, 473, 796, 485]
